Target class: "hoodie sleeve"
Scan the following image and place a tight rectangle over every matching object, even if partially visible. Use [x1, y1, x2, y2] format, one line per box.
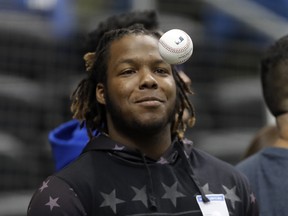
[27, 176, 87, 216]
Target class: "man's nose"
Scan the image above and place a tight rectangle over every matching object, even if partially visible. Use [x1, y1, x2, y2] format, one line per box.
[139, 69, 158, 90]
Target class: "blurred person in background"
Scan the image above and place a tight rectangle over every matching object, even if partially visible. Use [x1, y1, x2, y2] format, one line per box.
[28, 24, 258, 215]
[241, 124, 278, 159]
[236, 35, 288, 215]
[49, 10, 192, 171]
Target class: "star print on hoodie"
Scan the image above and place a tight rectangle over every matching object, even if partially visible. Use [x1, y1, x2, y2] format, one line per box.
[28, 134, 259, 216]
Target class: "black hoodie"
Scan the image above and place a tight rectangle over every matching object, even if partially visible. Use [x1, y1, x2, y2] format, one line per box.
[28, 134, 259, 216]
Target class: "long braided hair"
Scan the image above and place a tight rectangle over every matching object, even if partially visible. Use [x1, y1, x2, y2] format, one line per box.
[71, 24, 195, 140]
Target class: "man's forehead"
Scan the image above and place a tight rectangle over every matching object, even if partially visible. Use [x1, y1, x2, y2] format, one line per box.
[112, 34, 158, 47]
[109, 34, 160, 61]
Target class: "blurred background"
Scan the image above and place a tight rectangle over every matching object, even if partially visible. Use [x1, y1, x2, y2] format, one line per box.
[1, 0, 288, 215]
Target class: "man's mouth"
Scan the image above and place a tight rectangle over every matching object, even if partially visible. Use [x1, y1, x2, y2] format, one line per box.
[135, 96, 164, 103]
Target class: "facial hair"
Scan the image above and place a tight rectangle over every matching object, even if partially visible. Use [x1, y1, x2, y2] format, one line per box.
[105, 92, 176, 138]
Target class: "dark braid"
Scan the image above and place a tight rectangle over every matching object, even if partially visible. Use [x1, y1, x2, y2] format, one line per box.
[71, 24, 195, 140]
[172, 68, 195, 139]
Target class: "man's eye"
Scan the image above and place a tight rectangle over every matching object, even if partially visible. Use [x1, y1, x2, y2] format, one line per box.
[155, 68, 168, 75]
[121, 69, 135, 75]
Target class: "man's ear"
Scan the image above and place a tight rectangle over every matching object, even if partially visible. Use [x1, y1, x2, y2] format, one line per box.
[96, 83, 106, 105]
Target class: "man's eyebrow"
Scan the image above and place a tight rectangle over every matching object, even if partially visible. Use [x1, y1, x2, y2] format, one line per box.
[153, 59, 167, 65]
[115, 58, 136, 65]
[115, 58, 166, 66]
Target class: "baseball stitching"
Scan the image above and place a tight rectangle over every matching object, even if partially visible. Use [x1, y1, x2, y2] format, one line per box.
[159, 32, 191, 54]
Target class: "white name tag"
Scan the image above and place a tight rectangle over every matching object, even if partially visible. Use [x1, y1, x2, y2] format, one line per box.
[196, 194, 229, 216]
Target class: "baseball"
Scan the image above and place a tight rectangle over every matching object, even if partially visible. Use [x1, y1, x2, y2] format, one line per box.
[158, 29, 193, 65]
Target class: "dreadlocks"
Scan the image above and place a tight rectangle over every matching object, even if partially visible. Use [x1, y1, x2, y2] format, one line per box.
[71, 24, 195, 140]
[173, 71, 195, 139]
[85, 10, 159, 53]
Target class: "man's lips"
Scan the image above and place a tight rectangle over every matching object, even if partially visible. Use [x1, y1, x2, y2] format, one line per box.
[134, 96, 165, 103]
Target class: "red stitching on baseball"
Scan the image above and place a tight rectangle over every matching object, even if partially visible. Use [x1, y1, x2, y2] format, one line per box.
[159, 32, 191, 54]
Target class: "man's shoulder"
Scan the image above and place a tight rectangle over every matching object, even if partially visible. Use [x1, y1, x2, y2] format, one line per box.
[61, 149, 105, 167]
[191, 147, 250, 183]
[236, 154, 260, 169]
[191, 147, 235, 169]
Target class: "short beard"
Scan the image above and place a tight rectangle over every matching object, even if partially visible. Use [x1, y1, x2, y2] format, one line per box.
[105, 94, 176, 139]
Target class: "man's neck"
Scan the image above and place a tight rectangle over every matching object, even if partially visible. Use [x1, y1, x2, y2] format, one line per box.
[275, 113, 288, 148]
[274, 139, 288, 149]
[108, 127, 172, 160]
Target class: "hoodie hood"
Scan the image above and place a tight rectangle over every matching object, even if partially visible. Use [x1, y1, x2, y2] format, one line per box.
[49, 120, 90, 171]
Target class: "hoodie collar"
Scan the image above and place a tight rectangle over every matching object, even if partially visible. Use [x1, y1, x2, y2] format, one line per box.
[81, 133, 186, 164]
[82, 133, 209, 205]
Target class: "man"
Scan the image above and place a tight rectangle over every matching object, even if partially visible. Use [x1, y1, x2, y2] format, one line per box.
[240, 124, 277, 159]
[236, 35, 288, 215]
[28, 25, 258, 215]
[49, 10, 192, 171]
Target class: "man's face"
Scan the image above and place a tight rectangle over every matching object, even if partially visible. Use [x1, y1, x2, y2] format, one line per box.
[97, 34, 177, 135]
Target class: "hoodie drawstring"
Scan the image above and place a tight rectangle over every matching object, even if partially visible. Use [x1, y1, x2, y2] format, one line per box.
[140, 153, 158, 211]
[175, 141, 210, 203]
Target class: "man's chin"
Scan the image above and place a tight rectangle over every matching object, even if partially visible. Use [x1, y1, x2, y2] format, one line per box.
[131, 119, 168, 133]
